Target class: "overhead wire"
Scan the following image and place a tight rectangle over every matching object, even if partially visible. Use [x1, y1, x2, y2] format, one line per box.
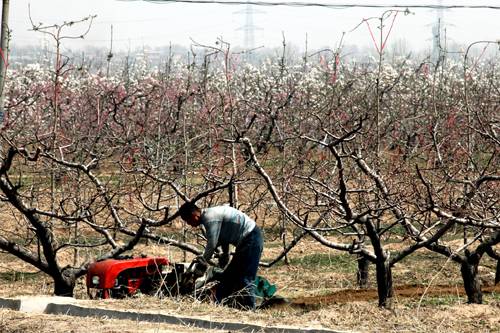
[120, 0, 500, 10]
[16, 1, 500, 47]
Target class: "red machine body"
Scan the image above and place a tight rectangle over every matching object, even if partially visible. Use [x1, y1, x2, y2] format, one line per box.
[86, 257, 169, 299]
[85, 256, 278, 307]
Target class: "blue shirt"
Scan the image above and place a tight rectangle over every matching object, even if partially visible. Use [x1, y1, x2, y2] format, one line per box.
[200, 206, 256, 260]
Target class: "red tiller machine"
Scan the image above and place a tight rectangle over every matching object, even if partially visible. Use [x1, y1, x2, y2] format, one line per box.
[85, 256, 280, 308]
[86, 257, 172, 299]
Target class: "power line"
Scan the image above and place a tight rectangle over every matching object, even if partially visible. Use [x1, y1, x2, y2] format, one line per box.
[120, 0, 500, 10]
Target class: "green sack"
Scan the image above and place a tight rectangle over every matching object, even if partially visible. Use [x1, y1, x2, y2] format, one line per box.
[254, 275, 277, 299]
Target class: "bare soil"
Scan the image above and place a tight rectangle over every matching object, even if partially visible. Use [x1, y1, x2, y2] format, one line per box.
[290, 284, 500, 307]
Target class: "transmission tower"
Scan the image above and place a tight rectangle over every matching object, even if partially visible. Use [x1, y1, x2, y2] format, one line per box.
[235, 1, 264, 61]
[431, 0, 446, 62]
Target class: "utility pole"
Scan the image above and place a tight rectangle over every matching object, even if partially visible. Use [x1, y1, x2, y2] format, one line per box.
[0, 0, 10, 121]
[106, 25, 114, 77]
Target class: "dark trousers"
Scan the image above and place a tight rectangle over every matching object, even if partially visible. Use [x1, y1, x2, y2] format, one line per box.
[215, 226, 263, 310]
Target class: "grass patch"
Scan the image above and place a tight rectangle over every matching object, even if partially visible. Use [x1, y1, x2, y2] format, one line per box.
[283, 253, 357, 273]
[399, 250, 450, 265]
[0, 271, 41, 282]
[407, 295, 464, 307]
[263, 241, 285, 249]
[488, 291, 500, 302]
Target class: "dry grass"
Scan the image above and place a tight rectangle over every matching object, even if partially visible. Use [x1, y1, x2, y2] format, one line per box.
[0, 309, 220, 333]
[2, 297, 497, 333]
[1, 237, 500, 332]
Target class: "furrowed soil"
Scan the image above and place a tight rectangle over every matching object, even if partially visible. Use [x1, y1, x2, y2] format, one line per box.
[290, 284, 500, 307]
[1, 239, 500, 332]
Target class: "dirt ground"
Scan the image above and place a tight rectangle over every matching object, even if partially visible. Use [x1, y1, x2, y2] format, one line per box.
[1, 239, 500, 332]
[290, 284, 500, 307]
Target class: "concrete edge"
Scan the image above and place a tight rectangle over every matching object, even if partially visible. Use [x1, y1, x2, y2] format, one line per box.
[0, 297, 344, 333]
[44, 303, 342, 333]
[0, 298, 21, 311]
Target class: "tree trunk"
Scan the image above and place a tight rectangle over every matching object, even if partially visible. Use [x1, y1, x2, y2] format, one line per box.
[375, 259, 393, 308]
[357, 255, 369, 288]
[53, 274, 75, 297]
[495, 260, 500, 285]
[460, 260, 482, 304]
[228, 178, 236, 207]
[364, 218, 393, 307]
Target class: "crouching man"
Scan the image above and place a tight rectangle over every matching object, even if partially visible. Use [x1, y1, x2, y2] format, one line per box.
[179, 202, 263, 310]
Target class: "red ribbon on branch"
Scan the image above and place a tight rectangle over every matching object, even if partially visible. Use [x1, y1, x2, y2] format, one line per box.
[364, 11, 399, 54]
[381, 12, 398, 52]
[467, 43, 490, 79]
[0, 47, 8, 68]
[364, 19, 380, 54]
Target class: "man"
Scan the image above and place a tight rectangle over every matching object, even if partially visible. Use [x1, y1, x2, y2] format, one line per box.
[178, 202, 263, 310]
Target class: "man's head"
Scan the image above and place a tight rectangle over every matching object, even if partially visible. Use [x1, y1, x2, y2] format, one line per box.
[179, 202, 202, 227]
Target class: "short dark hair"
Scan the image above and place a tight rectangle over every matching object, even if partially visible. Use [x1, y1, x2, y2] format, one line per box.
[178, 202, 200, 221]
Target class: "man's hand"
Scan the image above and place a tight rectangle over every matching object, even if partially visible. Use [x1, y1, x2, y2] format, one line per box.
[218, 251, 230, 268]
[192, 255, 208, 277]
[218, 243, 230, 268]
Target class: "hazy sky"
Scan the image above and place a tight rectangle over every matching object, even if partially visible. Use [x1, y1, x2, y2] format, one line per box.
[9, 0, 500, 53]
